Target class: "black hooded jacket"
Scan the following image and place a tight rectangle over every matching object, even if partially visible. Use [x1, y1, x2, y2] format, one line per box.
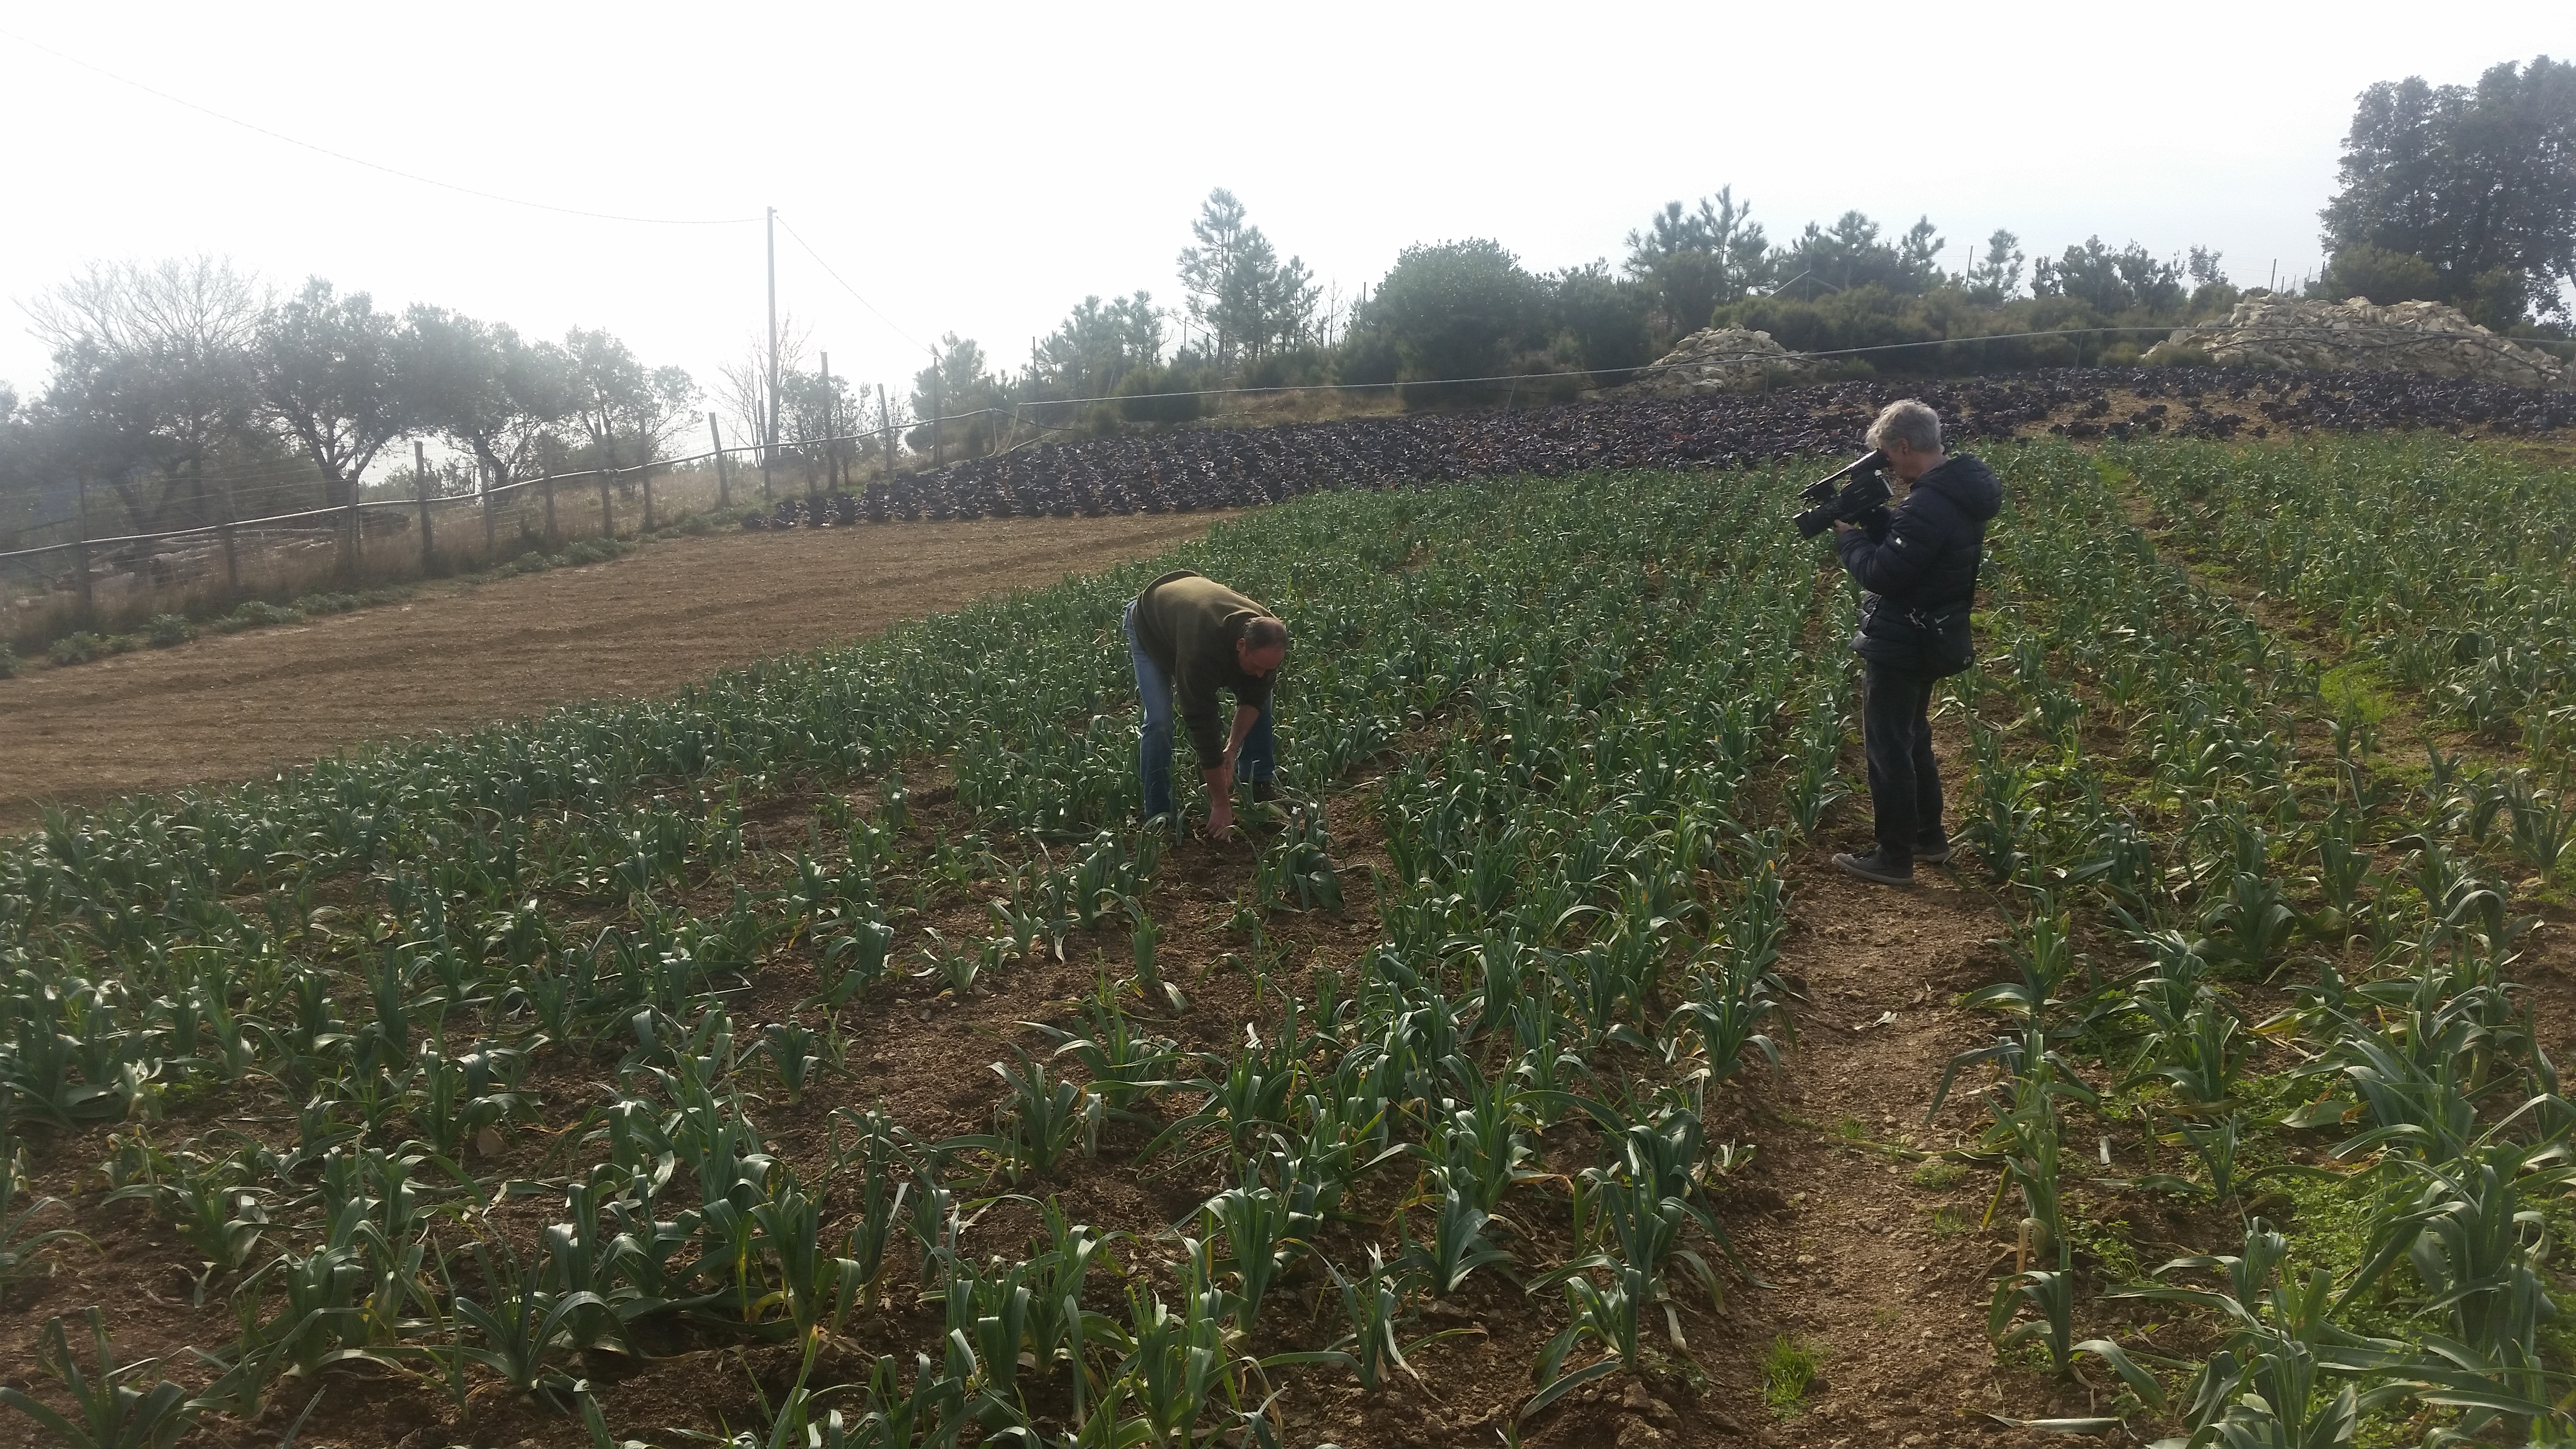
[1833, 453, 2002, 669]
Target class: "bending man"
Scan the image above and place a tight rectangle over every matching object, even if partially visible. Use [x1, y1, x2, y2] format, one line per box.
[1124, 569, 1288, 837]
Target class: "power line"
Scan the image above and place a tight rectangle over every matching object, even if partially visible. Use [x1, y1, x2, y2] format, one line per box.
[771, 213, 926, 351]
[0, 26, 762, 227]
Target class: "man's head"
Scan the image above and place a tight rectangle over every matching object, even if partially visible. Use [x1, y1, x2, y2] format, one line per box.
[1237, 616, 1288, 677]
[1866, 399, 1946, 482]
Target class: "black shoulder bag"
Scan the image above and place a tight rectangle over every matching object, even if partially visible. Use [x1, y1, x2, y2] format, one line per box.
[1907, 598, 1976, 677]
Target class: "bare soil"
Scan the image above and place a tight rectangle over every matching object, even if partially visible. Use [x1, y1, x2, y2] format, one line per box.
[0, 753, 2059, 1449]
[0, 514, 1228, 830]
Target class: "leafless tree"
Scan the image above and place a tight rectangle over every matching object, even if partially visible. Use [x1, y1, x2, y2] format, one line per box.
[713, 314, 811, 468]
[24, 257, 270, 529]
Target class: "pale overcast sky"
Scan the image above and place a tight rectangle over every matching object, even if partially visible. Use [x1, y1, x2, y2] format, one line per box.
[0, 0, 2565, 419]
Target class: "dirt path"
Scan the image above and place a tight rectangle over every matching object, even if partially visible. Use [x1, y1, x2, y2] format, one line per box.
[0, 514, 1229, 828]
[1735, 850, 2029, 1446]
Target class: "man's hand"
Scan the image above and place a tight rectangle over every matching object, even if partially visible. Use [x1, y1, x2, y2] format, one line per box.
[1832, 518, 1856, 533]
[1203, 752, 1237, 839]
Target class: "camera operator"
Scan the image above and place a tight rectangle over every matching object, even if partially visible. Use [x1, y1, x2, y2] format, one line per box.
[1827, 400, 2000, 886]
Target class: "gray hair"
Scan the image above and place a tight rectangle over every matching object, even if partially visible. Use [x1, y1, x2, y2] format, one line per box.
[1243, 616, 1288, 651]
[1866, 399, 1943, 454]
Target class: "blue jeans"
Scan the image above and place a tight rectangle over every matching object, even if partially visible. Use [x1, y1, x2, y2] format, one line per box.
[1127, 600, 1273, 820]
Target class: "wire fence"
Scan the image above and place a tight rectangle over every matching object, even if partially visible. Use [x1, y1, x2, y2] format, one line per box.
[3, 321, 2240, 573]
[0, 318, 2398, 640]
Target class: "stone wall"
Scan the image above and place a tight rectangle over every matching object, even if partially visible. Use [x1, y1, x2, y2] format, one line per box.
[1610, 326, 1822, 396]
[2143, 296, 2573, 390]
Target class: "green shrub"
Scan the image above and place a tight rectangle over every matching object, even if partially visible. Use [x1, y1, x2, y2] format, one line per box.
[562, 537, 634, 565]
[232, 600, 306, 628]
[0, 643, 16, 678]
[1709, 288, 2123, 375]
[1116, 364, 1207, 424]
[2314, 244, 2442, 306]
[488, 551, 553, 579]
[146, 614, 196, 648]
[1365, 238, 1543, 409]
[1239, 345, 1330, 391]
[49, 632, 104, 666]
[1333, 327, 1400, 388]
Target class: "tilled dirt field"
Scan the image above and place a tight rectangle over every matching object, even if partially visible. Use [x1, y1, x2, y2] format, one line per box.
[0, 514, 1227, 829]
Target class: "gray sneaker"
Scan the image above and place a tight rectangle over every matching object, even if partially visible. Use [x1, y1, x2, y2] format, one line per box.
[1915, 835, 1956, 866]
[1833, 847, 1915, 886]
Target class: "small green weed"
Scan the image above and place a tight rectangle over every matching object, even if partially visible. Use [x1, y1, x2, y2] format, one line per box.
[1761, 1334, 1821, 1418]
[2063, 1215, 2143, 1282]
[1912, 1159, 1967, 1190]
[2318, 660, 2396, 727]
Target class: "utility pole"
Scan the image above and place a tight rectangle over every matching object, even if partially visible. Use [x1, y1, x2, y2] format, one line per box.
[708, 414, 731, 510]
[763, 205, 780, 505]
[929, 345, 944, 468]
[416, 440, 435, 569]
[818, 351, 834, 503]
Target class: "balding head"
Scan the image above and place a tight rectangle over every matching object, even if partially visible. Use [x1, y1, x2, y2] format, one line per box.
[1238, 615, 1287, 677]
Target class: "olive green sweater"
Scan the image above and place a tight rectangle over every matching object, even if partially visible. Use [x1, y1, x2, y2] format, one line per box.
[1130, 570, 1276, 765]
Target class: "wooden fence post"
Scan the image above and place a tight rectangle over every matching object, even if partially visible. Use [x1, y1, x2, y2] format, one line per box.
[642, 465, 656, 533]
[542, 468, 558, 545]
[879, 386, 897, 482]
[345, 473, 364, 579]
[73, 476, 95, 624]
[820, 351, 836, 500]
[217, 483, 240, 596]
[599, 470, 615, 539]
[416, 440, 435, 569]
[483, 462, 498, 555]
[709, 414, 731, 510]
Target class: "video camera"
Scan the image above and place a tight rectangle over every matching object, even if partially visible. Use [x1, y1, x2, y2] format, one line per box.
[1793, 450, 1891, 538]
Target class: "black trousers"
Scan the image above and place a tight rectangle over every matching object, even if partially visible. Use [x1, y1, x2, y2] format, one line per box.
[1861, 660, 1945, 860]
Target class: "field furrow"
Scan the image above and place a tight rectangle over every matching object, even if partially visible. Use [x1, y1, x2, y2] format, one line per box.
[1, 435, 2573, 1449]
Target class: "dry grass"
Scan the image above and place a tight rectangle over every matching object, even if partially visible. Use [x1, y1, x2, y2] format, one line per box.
[0, 470, 745, 654]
